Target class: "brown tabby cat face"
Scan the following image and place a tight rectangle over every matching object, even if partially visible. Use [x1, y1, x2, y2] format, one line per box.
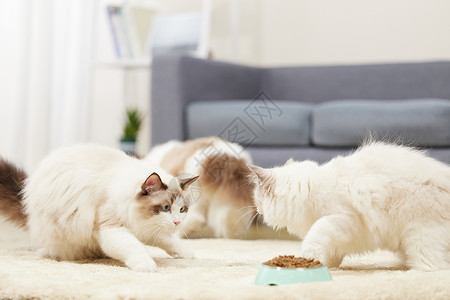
[134, 173, 199, 228]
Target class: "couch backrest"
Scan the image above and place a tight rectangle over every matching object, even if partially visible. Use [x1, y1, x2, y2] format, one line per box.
[261, 61, 450, 103]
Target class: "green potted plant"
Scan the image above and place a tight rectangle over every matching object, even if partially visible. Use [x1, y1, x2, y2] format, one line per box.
[120, 108, 143, 156]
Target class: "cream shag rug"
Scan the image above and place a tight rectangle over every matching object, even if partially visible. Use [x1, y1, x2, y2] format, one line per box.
[1, 222, 450, 300]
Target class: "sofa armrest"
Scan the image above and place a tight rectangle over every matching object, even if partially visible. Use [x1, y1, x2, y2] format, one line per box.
[151, 54, 261, 145]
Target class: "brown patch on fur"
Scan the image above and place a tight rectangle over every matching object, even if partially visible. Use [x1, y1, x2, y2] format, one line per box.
[200, 154, 255, 204]
[159, 138, 255, 203]
[136, 189, 173, 218]
[0, 158, 28, 228]
[160, 137, 221, 176]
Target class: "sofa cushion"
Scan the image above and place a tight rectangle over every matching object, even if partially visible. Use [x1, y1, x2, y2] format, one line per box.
[311, 99, 450, 147]
[186, 100, 312, 146]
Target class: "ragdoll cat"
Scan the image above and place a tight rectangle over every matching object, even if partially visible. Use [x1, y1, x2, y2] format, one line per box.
[0, 144, 199, 272]
[146, 137, 256, 239]
[250, 142, 450, 270]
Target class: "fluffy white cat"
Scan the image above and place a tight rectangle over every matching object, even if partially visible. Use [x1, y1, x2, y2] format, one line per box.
[250, 142, 450, 270]
[0, 144, 199, 272]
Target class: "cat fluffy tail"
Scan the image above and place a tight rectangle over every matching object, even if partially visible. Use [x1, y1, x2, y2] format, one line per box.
[200, 153, 254, 203]
[0, 158, 28, 228]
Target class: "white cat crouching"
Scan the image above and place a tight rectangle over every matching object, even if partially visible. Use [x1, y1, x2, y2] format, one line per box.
[250, 142, 450, 271]
[0, 145, 199, 272]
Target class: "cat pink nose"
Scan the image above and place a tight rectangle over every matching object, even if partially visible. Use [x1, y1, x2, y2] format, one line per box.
[173, 221, 180, 226]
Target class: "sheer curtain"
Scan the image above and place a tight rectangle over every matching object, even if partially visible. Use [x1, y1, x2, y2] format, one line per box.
[0, 0, 97, 172]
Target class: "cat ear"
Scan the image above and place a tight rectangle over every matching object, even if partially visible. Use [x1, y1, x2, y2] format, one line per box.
[284, 158, 295, 166]
[141, 172, 167, 195]
[248, 165, 271, 183]
[179, 175, 199, 190]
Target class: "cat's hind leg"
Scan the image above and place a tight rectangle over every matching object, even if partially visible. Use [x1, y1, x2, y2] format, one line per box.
[401, 224, 450, 271]
[206, 194, 255, 239]
[224, 203, 256, 239]
[207, 201, 251, 239]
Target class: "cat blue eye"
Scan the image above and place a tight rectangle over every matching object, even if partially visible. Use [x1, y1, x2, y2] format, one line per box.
[161, 205, 171, 212]
[180, 206, 187, 213]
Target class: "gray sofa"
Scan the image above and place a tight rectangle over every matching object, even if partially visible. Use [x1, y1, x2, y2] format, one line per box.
[151, 54, 450, 167]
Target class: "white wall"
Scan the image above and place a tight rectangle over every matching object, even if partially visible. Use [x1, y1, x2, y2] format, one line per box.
[259, 0, 450, 66]
[91, 0, 450, 155]
[90, 68, 151, 156]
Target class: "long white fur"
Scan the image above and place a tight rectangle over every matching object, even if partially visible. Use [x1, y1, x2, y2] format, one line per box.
[23, 144, 193, 272]
[252, 142, 450, 270]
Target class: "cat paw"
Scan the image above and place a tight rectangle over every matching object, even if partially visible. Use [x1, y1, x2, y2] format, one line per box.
[300, 246, 341, 267]
[169, 248, 194, 259]
[299, 245, 325, 264]
[126, 257, 158, 273]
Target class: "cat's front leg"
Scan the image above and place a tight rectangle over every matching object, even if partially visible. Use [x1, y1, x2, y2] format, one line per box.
[97, 226, 158, 272]
[154, 235, 194, 259]
[299, 214, 357, 267]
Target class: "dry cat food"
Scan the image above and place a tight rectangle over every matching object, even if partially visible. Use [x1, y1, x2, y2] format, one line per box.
[264, 255, 323, 268]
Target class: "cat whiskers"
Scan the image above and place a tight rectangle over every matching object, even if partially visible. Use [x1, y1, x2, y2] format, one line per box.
[177, 226, 190, 240]
[232, 205, 258, 235]
[244, 210, 261, 239]
[253, 213, 266, 237]
[138, 219, 165, 243]
[234, 204, 257, 215]
[241, 203, 266, 238]
[150, 226, 168, 246]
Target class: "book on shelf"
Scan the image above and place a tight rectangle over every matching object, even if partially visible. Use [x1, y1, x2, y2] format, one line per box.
[106, 6, 121, 57]
[105, 4, 156, 60]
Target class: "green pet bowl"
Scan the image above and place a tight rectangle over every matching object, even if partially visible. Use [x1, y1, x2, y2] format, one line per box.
[255, 264, 332, 286]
